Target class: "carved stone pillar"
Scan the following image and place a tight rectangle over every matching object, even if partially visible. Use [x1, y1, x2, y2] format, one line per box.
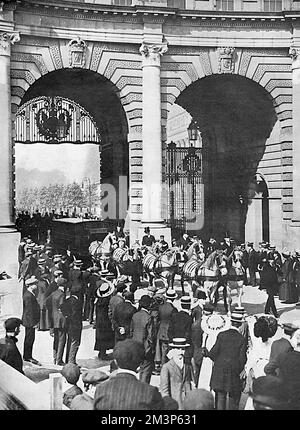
[290, 47, 300, 223]
[138, 42, 171, 244]
[0, 31, 20, 277]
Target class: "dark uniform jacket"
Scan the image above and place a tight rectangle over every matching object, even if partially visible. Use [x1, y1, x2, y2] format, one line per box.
[130, 309, 156, 356]
[208, 328, 247, 393]
[0, 336, 23, 374]
[94, 372, 164, 410]
[22, 290, 40, 328]
[45, 288, 67, 329]
[142, 234, 156, 247]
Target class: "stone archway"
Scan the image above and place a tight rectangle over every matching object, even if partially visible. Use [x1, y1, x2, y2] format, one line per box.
[14, 68, 129, 223]
[166, 73, 278, 242]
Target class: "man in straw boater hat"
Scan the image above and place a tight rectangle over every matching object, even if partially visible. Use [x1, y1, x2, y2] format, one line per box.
[206, 312, 247, 410]
[93, 280, 115, 360]
[68, 259, 84, 297]
[159, 338, 193, 410]
[168, 295, 194, 385]
[155, 288, 178, 373]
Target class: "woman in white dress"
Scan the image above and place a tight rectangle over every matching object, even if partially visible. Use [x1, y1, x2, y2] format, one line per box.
[197, 309, 230, 391]
[243, 314, 278, 409]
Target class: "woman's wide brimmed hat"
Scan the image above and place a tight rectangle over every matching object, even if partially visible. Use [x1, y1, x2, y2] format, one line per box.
[95, 281, 114, 298]
[201, 313, 230, 335]
[169, 337, 190, 348]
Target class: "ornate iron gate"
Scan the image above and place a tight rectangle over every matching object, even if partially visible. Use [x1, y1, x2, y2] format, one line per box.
[165, 141, 204, 232]
[15, 96, 101, 145]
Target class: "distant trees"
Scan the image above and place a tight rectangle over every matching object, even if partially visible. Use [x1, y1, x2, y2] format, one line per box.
[16, 181, 100, 213]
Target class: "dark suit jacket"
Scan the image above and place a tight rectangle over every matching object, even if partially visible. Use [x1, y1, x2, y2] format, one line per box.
[19, 256, 38, 280]
[208, 328, 247, 393]
[248, 249, 259, 271]
[130, 309, 156, 356]
[108, 294, 124, 330]
[142, 234, 156, 247]
[61, 295, 83, 333]
[157, 301, 178, 341]
[0, 336, 23, 374]
[168, 310, 193, 344]
[45, 288, 67, 329]
[276, 350, 300, 408]
[22, 290, 40, 327]
[113, 300, 137, 339]
[264, 338, 293, 376]
[94, 372, 164, 410]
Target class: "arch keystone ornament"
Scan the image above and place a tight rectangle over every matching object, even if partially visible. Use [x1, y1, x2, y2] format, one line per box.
[289, 47, 300, 61]
[217, 47, 236, 74]
[68, 36, 87, 68]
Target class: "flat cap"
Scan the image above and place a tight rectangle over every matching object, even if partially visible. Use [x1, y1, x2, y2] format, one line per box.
[4, 317, 22, 332]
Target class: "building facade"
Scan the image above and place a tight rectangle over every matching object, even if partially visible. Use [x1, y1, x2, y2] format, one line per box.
[1, 0, 300, 275]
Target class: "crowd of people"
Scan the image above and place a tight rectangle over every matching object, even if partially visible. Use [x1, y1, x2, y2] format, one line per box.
[1, 227, 300, 410]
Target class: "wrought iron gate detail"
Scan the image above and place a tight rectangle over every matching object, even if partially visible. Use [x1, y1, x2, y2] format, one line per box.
[15, 96, 101, 145]
[165, 141, 203, 231]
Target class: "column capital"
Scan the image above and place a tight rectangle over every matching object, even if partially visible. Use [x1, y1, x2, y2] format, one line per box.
[139, 42, 168, 66]
[0, 31, 20, 56]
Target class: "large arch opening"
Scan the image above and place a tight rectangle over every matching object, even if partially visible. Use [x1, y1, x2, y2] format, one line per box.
[14, 68, 129, 251]
[166, 74, 277, 243]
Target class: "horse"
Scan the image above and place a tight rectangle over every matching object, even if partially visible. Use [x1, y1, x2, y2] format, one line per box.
[225, 249, 245, 313]
[198, 250, 222, 305]
[180, 244, 205, 294]
[142, 248, 180, 289]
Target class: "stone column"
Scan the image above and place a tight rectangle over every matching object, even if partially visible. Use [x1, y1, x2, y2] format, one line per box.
[138, 42, 171, 244]
[290, 47, 300, 223]
[0, 31, 20, 278]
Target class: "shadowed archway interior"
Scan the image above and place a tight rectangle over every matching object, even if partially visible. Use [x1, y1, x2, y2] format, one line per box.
[175, 74, 277, 241]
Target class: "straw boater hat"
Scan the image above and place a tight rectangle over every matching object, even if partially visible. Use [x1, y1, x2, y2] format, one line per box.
[169, 337, 190, 349]
[95, 282, 114, 298]
[201, 313, 230, 335]
[73, 259, 83, 267]
[230, 313, 244, 324]
[165, 289, 178, 300]
[25, 276, 38, 286]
